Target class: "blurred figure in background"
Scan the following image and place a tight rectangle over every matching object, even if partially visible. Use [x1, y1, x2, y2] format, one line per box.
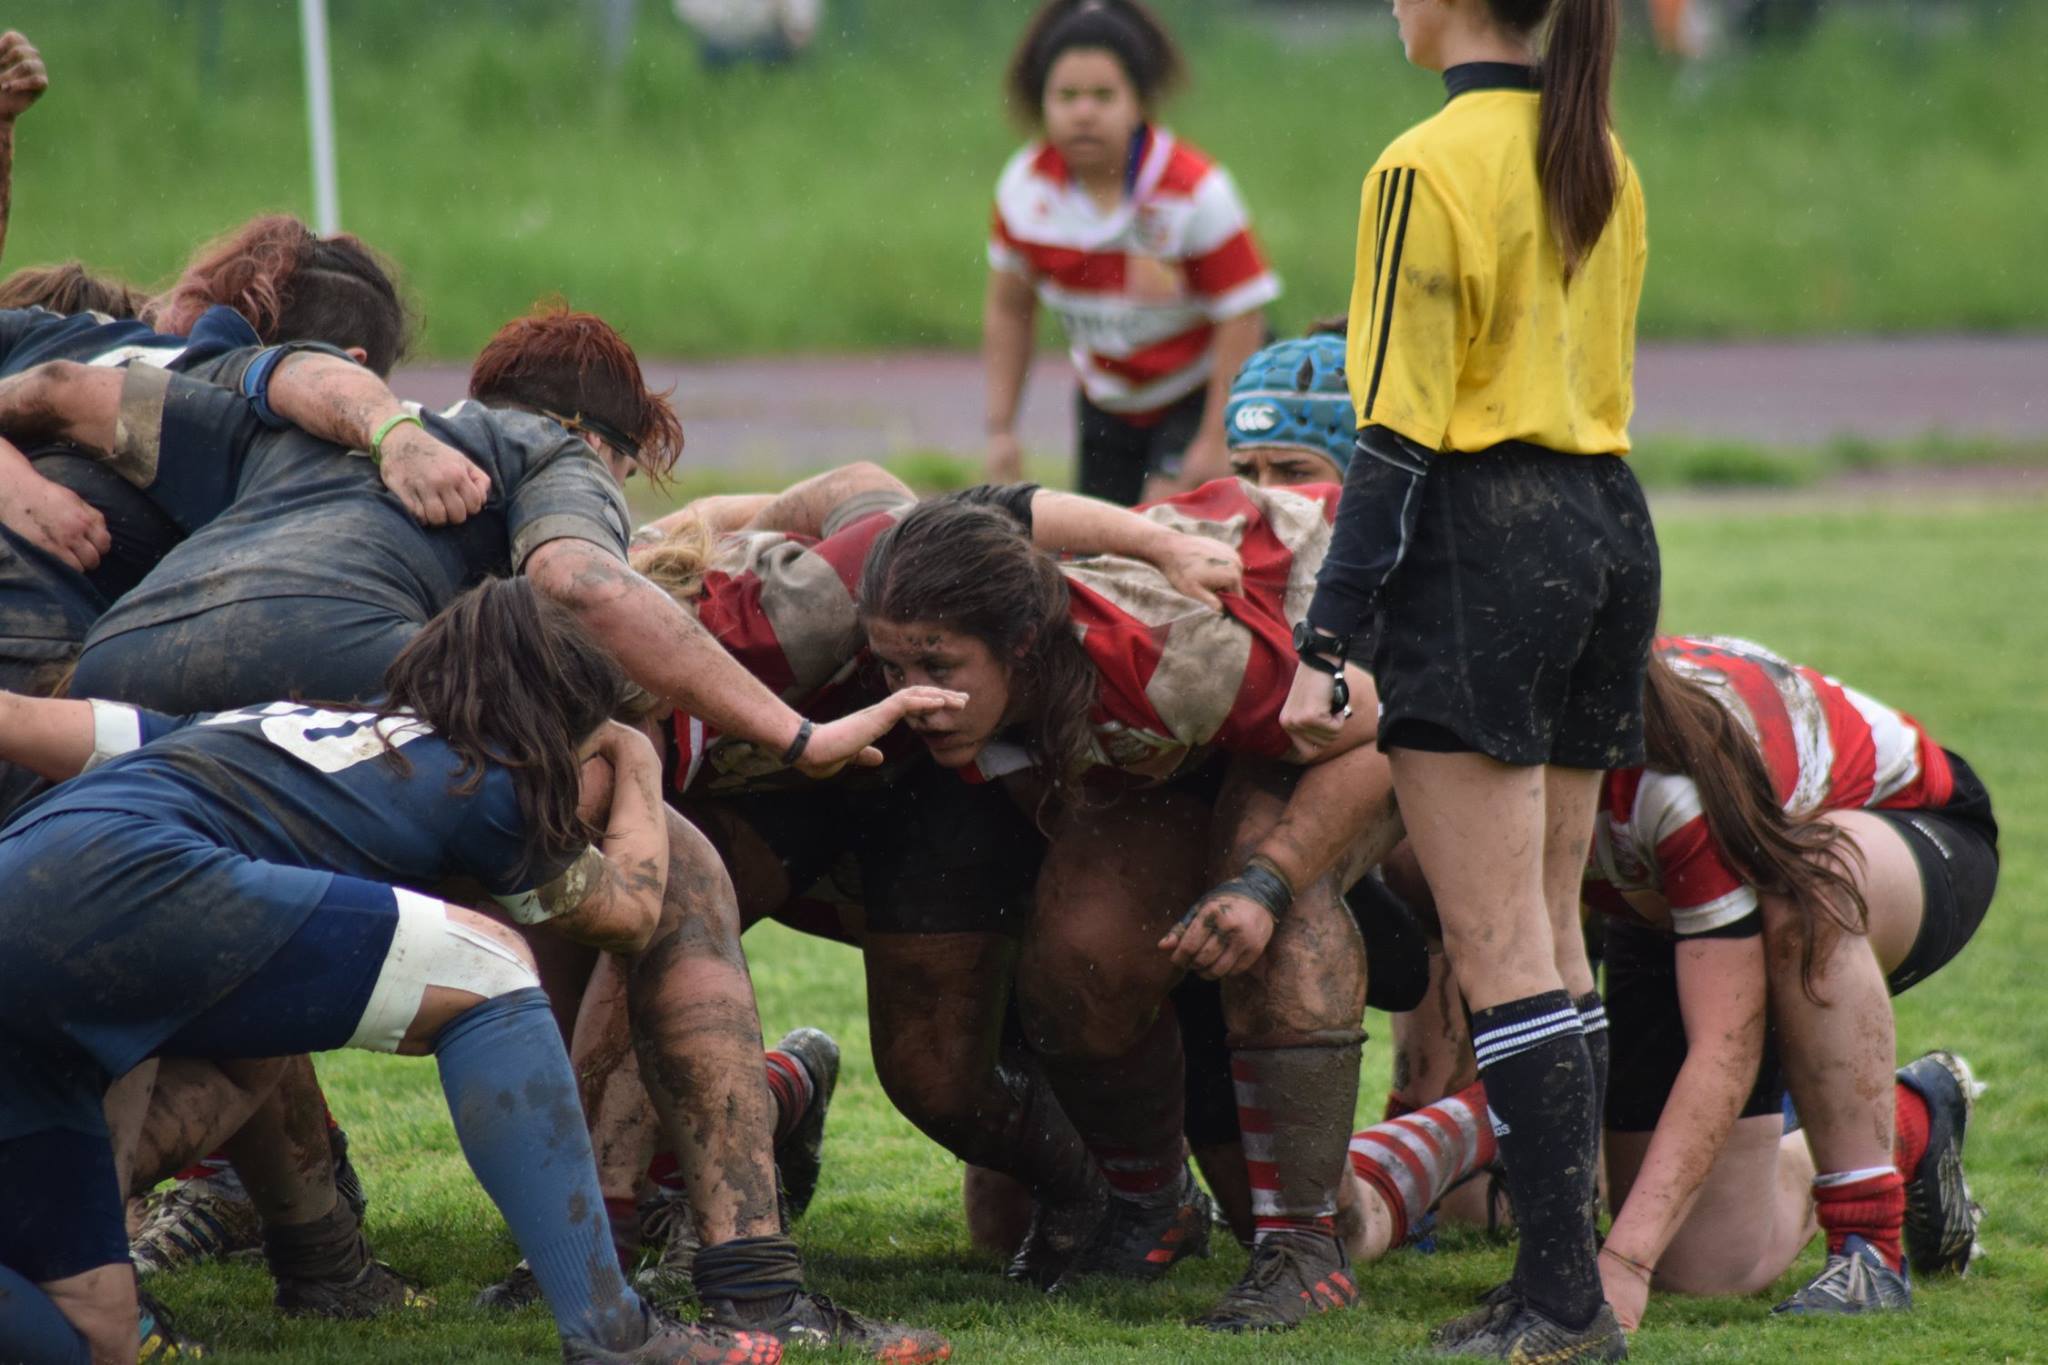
[983, 0, 1278, 505]
[674, 0, 822, 67]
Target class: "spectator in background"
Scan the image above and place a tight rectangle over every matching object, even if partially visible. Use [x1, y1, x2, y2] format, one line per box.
[983, 0, 1278, 506]
[673, 0, 822, 67]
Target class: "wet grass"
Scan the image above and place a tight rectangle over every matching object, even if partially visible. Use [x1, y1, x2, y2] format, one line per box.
[136, 493, 2048, 1361]
[2, 1, 2044, 357]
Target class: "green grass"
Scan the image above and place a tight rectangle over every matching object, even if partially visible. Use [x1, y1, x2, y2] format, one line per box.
[3, 1, 2045, 357]
[142, 493, 2048, 1361]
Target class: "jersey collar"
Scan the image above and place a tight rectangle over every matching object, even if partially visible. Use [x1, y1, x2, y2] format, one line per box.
[1443, 62, 1540, 101]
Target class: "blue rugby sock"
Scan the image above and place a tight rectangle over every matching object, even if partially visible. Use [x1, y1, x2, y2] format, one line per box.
[434, 987, 647, 1351]
[0, 1263, 90, 1364]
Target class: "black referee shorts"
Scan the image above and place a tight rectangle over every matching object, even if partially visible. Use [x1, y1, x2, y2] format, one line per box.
[1372, 444, 1660, 769]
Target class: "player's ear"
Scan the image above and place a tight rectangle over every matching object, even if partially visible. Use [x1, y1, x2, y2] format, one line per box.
[345, 346, 370, 365]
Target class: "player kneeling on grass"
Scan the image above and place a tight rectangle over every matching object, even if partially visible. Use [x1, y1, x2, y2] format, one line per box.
[0, 577, 782, 1365]
[1584, 636, 1994, 1330]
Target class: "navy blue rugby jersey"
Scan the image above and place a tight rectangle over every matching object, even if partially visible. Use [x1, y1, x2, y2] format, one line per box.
[7, 700, 585, 902]
[84, 377, 631, 645]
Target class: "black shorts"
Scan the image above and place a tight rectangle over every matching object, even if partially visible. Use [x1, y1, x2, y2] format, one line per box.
[702, 763, 1046, 938]
[1372, 445, 1660, 769]
[1878, 750, 1999, 995]
[1602, 916, 1785, 1134]
[1075, 387, 1205, 508]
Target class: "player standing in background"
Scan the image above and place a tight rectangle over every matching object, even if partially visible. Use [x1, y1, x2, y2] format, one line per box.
[1283, 0, 1656, 1357]
[983, 0, 1278, 505]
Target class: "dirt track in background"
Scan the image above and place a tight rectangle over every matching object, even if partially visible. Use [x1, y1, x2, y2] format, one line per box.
[395, 335, 2048, 481]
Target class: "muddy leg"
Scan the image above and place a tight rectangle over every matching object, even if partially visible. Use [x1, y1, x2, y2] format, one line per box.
[129, 1058, 287, 1194]
[625, 808, 780, 1245]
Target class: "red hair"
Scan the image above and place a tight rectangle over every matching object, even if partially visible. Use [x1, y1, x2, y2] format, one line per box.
[144, 214, 410, 375]
[467, 301, 684, 478]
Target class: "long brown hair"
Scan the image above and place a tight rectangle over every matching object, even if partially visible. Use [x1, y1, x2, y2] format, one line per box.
[380, 576, 630, 873]
[1489, 0, 1621, 277]
[145, 214, 411, 375]
[0, 262, 147, 319]
[1006, 0, 1185, 125]
[1642, 649, 1867, 1000]
[857, 500, 1098, 805]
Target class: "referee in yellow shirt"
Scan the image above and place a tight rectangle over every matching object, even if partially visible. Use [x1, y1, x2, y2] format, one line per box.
[1282, 0, 1655, 1359]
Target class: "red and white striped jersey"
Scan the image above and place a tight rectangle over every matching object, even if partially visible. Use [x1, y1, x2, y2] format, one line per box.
[967, 478, 1339, 784]
[988, 127, 1281, 417]
[1588, 635, 1956, 937]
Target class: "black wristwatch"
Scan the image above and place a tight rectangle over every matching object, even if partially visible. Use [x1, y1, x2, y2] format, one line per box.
[1292, 622, 1352, 717]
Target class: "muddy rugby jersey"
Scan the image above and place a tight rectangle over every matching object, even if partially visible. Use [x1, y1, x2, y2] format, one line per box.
[989, 127, 1280, 417]
[1586, 635, 1955, 938]
[1347, 64, 1646, 457]
[83, 379, 629, 650]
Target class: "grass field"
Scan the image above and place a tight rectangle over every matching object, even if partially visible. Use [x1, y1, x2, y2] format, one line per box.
[4, 1, 2045, 356]
[136, 492, 2048, 1363]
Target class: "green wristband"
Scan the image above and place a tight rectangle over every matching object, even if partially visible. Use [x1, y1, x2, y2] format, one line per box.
[369, 410, 424, 466]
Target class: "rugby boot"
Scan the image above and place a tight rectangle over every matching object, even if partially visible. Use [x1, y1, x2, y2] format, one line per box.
[1897, 1050, 1985, 1277]
[696, 1235, 951, 1364]
[330, 1122, 370, 1221]
[1191, 1227, 1359, 1332]
[263, 1198, 433, 1318]
[1428, 1281, 1524, 1352]
[476, 1258, 545, 1311]
[136, 1288, 209, 1359]
[633, 1187, 703, 1310]
[1432, 1291, 1628, 1361]
[1772, 1235, 1913, 1316]
[769, 1027, 839, 1223]
[561, 1306, 782, 1365]
[1047, 1167, 1212, 1290]
[131, 1168, 260, 1279]
[1003, 1180, 1108, 1289]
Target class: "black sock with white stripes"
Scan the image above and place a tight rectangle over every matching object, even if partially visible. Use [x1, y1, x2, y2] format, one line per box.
[1471, 990, 1603, 1329]
[1575, 990, 1610, 1128]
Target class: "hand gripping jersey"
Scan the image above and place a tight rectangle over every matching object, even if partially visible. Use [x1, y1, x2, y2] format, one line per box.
[1058, 478, 1335, 778]
[0, 700, 594, 1104]
[989, 127, 1280, 416]
[77, 376, 629, 708]
[1587, 635, 1956, 937]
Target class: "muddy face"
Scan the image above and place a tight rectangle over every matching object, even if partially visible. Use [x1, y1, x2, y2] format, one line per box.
[865, 618, 1018, 770]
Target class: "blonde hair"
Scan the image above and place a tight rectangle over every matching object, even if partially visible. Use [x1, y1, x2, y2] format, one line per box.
[629, 512, 716, 608]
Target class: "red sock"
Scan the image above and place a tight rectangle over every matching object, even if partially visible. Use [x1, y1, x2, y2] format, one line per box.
[645, 1151, 686, 1193]
[1813, 1169, 1907, 1270]
[1382, 1091, 1416, 1123]
[172, 1150, 233, 1183]
[1893, 1082, 1930, 1177]
[763, 1050, 814, 1147]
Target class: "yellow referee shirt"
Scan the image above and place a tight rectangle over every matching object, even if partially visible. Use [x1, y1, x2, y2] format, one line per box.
[1346, 63, 1647, 456]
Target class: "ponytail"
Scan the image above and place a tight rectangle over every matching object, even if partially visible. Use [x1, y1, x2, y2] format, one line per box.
[1642, 650, 1869, 1002]
[1535, 0, 1621, 278]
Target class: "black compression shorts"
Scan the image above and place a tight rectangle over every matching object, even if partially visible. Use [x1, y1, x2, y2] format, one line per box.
[1877, 749, 1998, 995]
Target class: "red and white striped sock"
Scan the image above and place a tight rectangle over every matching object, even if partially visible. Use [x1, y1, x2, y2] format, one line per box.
[1233, 1053, 1342, 1241]
[1347, 1080, 1497, 1246]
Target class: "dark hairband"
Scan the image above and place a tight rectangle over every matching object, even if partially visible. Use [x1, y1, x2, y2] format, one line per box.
[545, 408, 641, 460]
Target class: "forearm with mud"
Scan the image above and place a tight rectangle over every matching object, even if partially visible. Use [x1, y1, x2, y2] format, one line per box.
[1606, 940, 1768, 1274]
[550, 739, 670, 952]
[527, 538, 806, 754]
[1024, 488, 1213, 560]
[1240, 739, 1402, 896]
[263, 350, 417, 453]
[623, 810, 784, 1244]
[0, 360, 119, 451]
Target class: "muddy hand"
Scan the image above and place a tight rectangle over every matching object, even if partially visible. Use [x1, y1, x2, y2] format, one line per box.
[1158, 530, 1243, 610]
[1159, 887, 1276, 980]
[799, 685, 967, 778]
[0, 32, 49, 121]
[377, 423, 491, 526]
[0, 464, 109, 572]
